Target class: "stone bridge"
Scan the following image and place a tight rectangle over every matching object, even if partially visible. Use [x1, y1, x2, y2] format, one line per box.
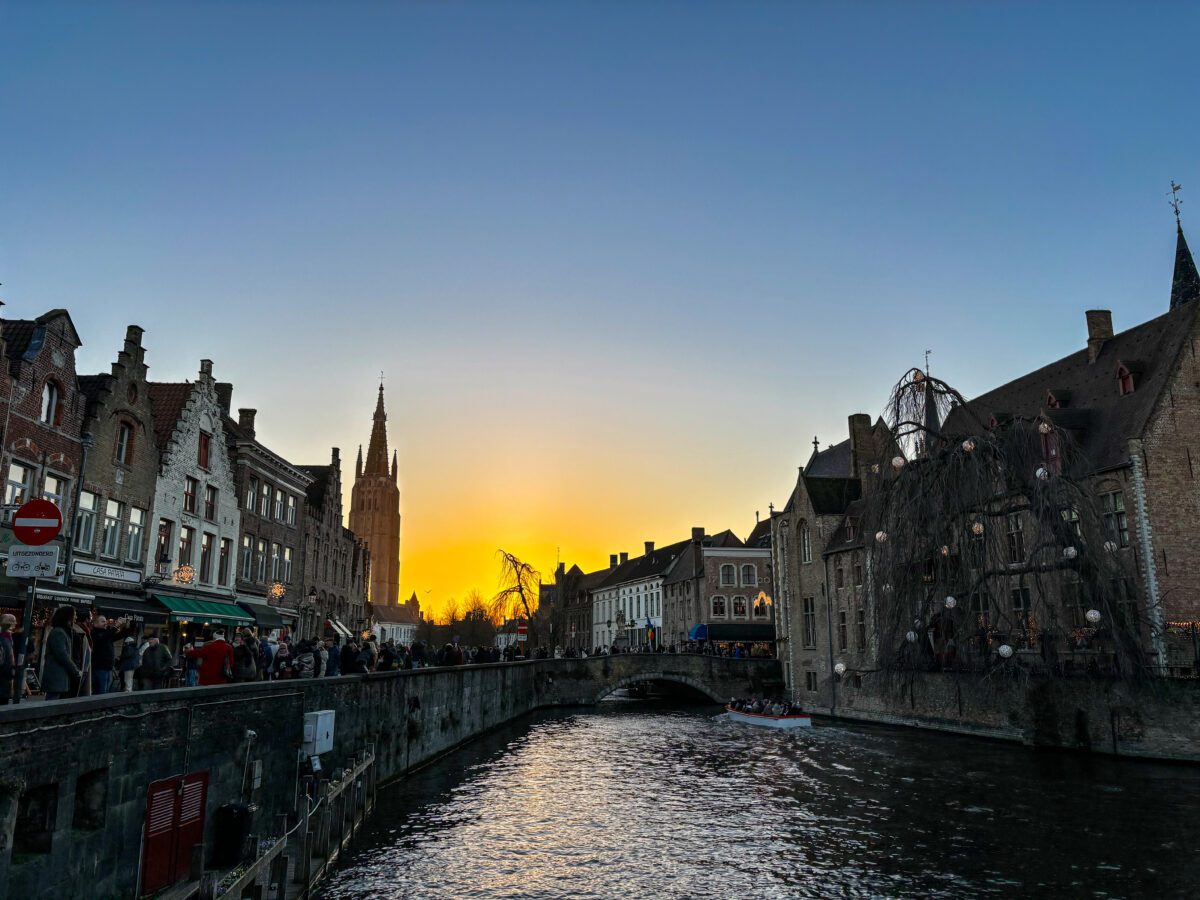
[536, 653, 783, 704]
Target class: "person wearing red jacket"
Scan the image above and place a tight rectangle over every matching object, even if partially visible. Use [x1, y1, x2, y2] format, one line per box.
[183, 632, 234, 686]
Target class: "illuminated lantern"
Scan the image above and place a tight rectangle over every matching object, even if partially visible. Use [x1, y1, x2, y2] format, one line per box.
[1063, 546, 1078, 560]
[971, 521, 985, 536]
[962, 439, 977, 453]
[940, 545, 950, 557]
[1103, 540, 1118, 553]
[833, 662, 846, 676]
[944, 596, 957, 609]
[891, 455, 906, 470]
[1035, 467, 1049, 480]
[998, 644, 1014, 659]
[913, 618, 923, 628]
[1038, 421, 1053, 435]
[1085, 609, 1102, 625]
[871, 463, 880, 474]
[905, 631, 917, 643]
[882, 583, 894, 594]
[875, 531, 889, 543]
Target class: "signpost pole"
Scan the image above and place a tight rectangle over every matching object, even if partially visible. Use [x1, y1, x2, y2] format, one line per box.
[13, 576, 36, 706]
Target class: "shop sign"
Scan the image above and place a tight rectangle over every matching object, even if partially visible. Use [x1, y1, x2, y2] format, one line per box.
[73, 559, 143, 585]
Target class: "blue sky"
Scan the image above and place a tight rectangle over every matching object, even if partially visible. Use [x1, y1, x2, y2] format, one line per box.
[2, 1, 1197, 606]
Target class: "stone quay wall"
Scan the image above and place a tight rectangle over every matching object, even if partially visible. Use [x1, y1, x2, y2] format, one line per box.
[818, 671, 1200, 762]
[0, 656, 780, 900]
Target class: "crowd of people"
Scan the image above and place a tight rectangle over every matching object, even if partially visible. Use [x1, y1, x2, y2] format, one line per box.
[0, 602, 778, 703]
[728, 697, 800, 717]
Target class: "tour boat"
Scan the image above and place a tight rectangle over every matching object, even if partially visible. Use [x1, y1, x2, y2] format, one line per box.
[724, 705, 812, 729]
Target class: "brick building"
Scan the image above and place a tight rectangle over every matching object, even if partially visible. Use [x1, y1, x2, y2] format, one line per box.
[662, 525, 775, 649]
[348, 385, 400, 609]
[220, 401, 312, 635]
[71, 325, 164, 628]
[0, 310, 89, 615]
[299, 448, 370, 640]
[145, 360, 247, 648]
[772, 217, 1200, 700]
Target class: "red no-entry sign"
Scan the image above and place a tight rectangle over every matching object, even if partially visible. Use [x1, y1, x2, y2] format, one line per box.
[13, 498, 63, 546]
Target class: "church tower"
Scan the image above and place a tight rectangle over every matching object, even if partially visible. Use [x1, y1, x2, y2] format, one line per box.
[349, 383, 401, 609]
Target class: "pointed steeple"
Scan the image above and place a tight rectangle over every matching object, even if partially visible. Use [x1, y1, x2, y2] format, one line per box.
[391, 449, 398, 482]
[923, 377, 942, 436]
[364, 383, 390, 476]
[1171, 221, 1200, 309]
[355, 444, 363, 479]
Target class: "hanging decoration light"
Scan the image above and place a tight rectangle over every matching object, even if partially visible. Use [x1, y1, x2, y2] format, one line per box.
[174, 564, 195, 585]
[1063, 546, 1078, 560]
[944, 595, 957, 609]
[1035, 466, 1049, 480]
[891, 455, 906, 470]
[1085, 609, 1102, 625]
[905, 631, 917, 643]
[833, 662, 846, 676]
[871, 463, 880, 474]
[1103, 540, 1119, 553]
[875, 530, 889, 543]
[1038, 421, 1053, 435]
[998, 644, 1014, 659]
[971, 521, 985, 536]
[882, 583, 894, 594]
[962, 438, 977, 453]
[940, 545, 950, 557]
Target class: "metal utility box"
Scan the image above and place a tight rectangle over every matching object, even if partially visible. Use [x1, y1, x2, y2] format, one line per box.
[302, 709, 335, 755]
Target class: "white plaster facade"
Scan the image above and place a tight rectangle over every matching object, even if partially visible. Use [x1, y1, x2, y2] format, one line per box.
[592, 574, 664, 650]
[146, 361, 241, 597]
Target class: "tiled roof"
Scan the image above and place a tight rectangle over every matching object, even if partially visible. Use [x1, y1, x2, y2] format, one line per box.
[824, 499, 868, 554]
[746, 518, 772, 548]
[598, 537, 695, 589]
[805, 438, 852, 478]
[77, 374, 112, 409]
[944, 301, 1200, 472]
[373, 602, 420, 625]
[146, 382, 194, 450]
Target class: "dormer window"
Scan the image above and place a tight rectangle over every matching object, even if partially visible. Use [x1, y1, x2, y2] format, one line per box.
[1117, 365, 1135, 396]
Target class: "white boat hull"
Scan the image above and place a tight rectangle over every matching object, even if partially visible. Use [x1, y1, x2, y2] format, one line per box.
[725, 706, 812, 729]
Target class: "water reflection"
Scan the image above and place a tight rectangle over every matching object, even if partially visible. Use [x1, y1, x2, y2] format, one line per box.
[319, 703, 1200, 898]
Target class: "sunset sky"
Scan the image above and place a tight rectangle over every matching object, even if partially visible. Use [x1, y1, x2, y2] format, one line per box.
[3, 2, 1198, 617]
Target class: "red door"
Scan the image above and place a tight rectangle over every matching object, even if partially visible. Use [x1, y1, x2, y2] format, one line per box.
[141, 771, 210, 896]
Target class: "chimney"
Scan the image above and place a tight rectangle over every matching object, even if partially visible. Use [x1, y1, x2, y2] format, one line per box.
[332, 447, 340, 463]
[237, 408, 257, 437]
[123, 325, 145, 365]
[1086, 310, 1113, 364]
[691, 526, 705, 542]
[848, 413, 874, 480]
[619, 552, 629, 564]
[644, 541, 655, 556]
[609, 554, 619, 568]
[199, 359, 213, 378]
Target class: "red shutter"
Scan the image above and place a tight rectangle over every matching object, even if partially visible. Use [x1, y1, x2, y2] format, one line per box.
[174, 771, 208, 881]
[141, 771, 210, 897]
[142, 776, 182, 895]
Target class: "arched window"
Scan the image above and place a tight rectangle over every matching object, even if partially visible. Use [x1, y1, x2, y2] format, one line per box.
[741, 564, 756, 586]
[732, 596, 748, 617]
[711, 595, 727, 618]
[720, 564, 736, 586]
[800, 520, 812, 564]
[40, 380, 62, 425]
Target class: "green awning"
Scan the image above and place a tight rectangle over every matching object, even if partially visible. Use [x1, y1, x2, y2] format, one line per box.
[238, 600, 284, 629]
[152, 594, 253, 626]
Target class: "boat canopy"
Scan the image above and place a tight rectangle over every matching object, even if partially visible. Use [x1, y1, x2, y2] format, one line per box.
[687, 623, 708, 641]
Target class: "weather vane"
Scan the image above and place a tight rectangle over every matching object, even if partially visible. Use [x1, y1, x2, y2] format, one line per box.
[924, 349, 932, 376]
[1170, 181, 1183, 223]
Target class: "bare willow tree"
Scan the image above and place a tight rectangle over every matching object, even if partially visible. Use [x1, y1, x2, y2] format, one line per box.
[492, 550, 540, 631]
[864, 368, 1147, 687]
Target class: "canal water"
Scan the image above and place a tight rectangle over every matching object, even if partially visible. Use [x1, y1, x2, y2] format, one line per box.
[319, 702, 1200, 898]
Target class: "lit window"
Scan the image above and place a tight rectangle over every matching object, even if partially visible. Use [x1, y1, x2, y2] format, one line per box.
[126, 508, 146, 563]
[732, 596, 747, 617]
[286, 494, 297, 526]
[40, 381, 61, 425]
[4, 461, 34, 509]
[42, 473, 67, 510]
[101, 501, 122, 558]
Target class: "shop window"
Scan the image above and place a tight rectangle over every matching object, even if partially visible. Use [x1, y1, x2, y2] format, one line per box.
[14, 783, 58, 855]
[73, 769, 108, 831]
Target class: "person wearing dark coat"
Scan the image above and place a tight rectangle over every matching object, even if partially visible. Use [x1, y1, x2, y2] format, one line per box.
[42, 606, 82, 700]
[88, 614, 126, 695]
[340, 641, 358, 674]
[324, 638, 341, 676]
[232, 636, 258, 682]
[0, 613, 17, 704]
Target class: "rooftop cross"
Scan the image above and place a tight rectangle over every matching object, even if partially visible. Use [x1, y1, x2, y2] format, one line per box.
[1170, 181, 1183, 223]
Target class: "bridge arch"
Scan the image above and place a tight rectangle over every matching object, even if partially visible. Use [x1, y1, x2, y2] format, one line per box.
[592, 672, 726, 704]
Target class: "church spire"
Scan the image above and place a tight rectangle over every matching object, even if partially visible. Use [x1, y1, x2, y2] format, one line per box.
[355, 444, 363, 479]
[1170, 181, 1200, 309]
[364, 383, 390, 476]
[391, 449, 398, 482]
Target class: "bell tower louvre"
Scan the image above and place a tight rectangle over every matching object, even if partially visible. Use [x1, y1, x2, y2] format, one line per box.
[349, 382, 401, 609]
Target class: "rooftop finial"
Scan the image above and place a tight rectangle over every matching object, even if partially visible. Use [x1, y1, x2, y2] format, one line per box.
[1170, 180, 1183, 225]
[812, 435, 819, 452]
[924, 348, 932, 377]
